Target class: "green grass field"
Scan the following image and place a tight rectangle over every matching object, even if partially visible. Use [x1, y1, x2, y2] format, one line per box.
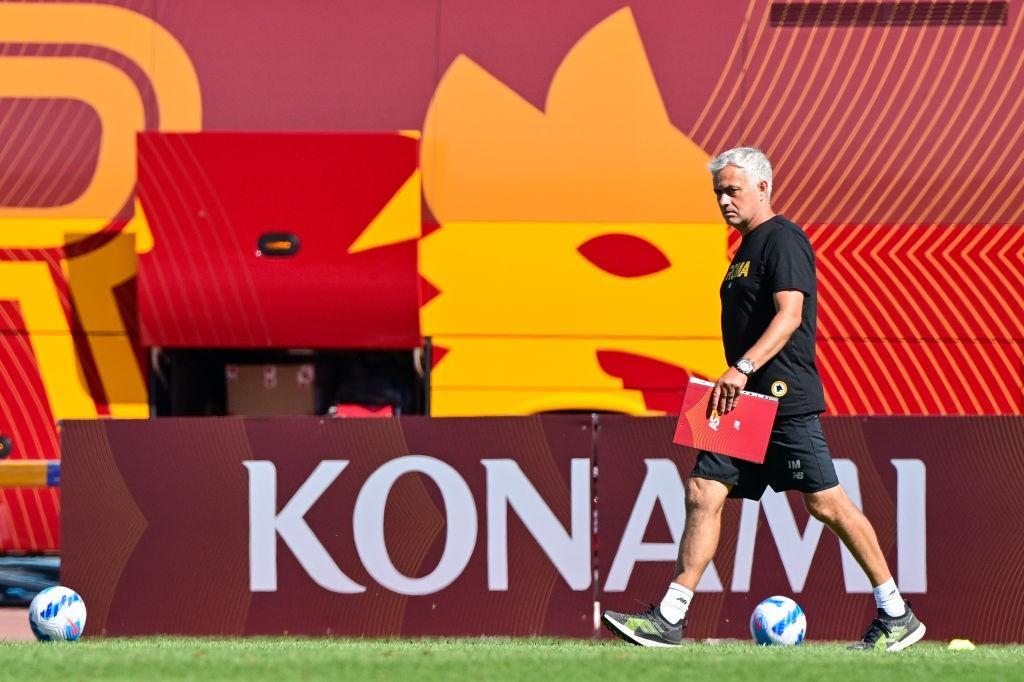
[1, 638, 1022, 681]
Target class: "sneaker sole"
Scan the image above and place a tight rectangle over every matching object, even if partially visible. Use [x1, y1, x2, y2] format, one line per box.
[886, 623, 926, 652]
[601, 614, 681, 648]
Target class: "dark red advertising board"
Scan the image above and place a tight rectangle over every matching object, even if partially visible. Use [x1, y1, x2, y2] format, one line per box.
[61, 416, 594, 637]
[596, 416, 1024, 643]
[62, 416, 1024, 642]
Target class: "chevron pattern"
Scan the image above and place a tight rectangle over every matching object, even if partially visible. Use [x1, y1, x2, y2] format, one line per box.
[729, 223, 1024, 415]
[810, 224, 1024, 342]
[811, 223, 1024, 414]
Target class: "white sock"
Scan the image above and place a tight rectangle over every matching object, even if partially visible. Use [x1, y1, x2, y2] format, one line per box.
[873, 578, 905, 617]
[659, 583, 693, 625]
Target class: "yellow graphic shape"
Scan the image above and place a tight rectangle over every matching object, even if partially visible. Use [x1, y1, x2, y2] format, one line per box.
[348, 171, 421, 254]
[122, 199, 154, 255]
[428, 337, 725, 417]
[0, 262, 96, 419]
[422, 223, 724, 337]
[420, 8, 727, 415]
[0, 2, 202, 248]
[63, 234, 147, 418]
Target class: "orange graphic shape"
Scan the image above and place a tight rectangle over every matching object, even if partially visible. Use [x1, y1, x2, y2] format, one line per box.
[422, 7, 721, 224]
[420, 8, 728, 416]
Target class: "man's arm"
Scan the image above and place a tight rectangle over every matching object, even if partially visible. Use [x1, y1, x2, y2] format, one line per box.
[710, 289, 804, 415]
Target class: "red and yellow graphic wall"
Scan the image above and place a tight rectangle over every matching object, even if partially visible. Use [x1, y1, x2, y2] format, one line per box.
[0, 1, 1022, 551]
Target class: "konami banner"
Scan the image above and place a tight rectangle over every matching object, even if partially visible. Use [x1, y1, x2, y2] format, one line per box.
[61, 416, 596, 637]
[62, 416, 1024, 642]
[594, 416, 1021, 642]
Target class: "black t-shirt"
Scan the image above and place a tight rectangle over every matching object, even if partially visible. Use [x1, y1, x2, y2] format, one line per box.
[720, 215, 826, 416]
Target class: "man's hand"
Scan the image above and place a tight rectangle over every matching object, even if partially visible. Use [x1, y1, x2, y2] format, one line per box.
[709, 367, 748, 417]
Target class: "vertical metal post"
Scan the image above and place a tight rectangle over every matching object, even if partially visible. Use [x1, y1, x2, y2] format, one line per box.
[422, 337, 432, 416]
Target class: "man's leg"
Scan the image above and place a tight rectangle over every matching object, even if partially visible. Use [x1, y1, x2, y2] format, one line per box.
[601, 476, 731, 647]
[803, 485, 889, 585]
[674, 476, 731, 588]
[804, 485, 926, 651]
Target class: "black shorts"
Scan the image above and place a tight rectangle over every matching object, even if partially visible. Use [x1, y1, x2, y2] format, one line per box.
[691, 412, 839, 500]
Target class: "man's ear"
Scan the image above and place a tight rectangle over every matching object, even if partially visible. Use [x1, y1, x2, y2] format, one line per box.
[759, 180, 769, 197]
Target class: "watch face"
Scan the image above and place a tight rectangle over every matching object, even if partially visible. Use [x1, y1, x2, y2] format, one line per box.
[738, 360, 753, 374]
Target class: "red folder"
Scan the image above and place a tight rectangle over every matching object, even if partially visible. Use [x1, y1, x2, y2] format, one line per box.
[673, 378, 779, 463]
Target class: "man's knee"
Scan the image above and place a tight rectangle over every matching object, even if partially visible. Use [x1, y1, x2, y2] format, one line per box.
[685, 477, 729, 514]
[803, 485, 848, 525]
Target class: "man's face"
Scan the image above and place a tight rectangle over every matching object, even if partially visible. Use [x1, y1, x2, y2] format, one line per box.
[712, 165, 765, 229]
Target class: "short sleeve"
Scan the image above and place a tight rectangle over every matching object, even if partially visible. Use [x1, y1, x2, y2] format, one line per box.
[764, 227, 815, 296]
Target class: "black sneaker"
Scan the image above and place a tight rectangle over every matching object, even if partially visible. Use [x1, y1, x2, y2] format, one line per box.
[848, 601, 926, 651]
[601, 605, 685, 647]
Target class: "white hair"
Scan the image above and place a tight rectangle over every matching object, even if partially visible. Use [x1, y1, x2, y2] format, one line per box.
[708, 147, 773, 199]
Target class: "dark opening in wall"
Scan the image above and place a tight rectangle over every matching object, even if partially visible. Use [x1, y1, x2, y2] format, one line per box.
[770, 2, 1008, 27]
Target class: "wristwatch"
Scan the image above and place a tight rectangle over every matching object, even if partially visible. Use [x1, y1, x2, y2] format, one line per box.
[734, 358, 755, 375]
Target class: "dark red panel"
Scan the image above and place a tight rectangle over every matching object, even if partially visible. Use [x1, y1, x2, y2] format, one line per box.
[63, 415, 1024, 641]
[137, 132, 421, 349]
[62, 416, 594, 637]
[0, 99, 100, 209]
[596, 415, 1024, 643]
[157, 0, 440, 132]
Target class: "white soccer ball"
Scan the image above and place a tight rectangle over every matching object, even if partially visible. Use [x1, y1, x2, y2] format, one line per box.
[29, 586, 87, 642]
[750, 595, 806, 646]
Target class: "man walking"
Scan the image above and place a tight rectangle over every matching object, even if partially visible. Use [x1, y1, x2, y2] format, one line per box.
[602, 147, 925, 651]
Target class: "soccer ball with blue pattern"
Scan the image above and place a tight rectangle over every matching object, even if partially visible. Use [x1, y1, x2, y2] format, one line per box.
[29, 586, 87, 642]
[750, 595, 806, 646]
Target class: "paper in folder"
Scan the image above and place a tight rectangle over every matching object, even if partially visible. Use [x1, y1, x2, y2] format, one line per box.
[673, 377, 779, 463]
